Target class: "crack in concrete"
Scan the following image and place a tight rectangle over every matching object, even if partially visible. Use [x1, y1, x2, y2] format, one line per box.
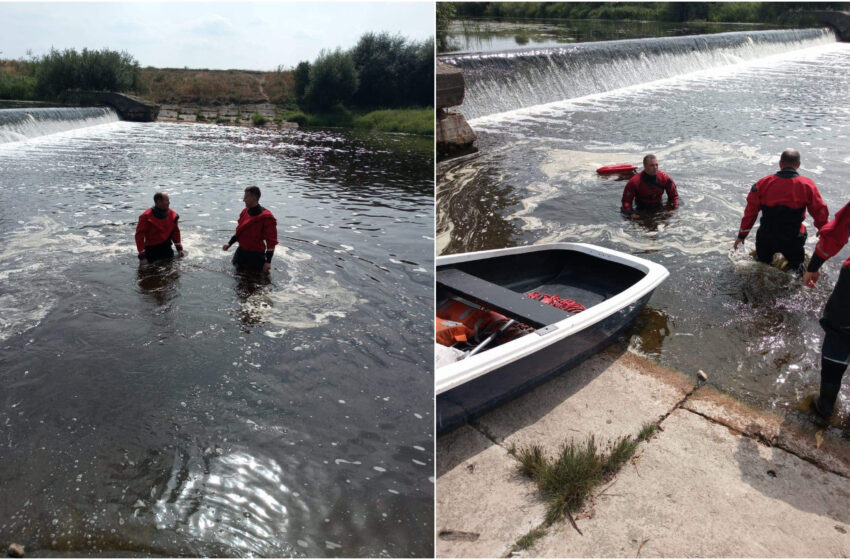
[679, 406, 850, 480]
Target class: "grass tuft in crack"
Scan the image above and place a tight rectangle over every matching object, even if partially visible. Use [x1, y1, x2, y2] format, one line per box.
[514, 526, 548, 550]
[514, 423, 658, 525]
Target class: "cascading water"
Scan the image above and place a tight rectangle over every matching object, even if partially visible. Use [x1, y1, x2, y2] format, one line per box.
[0, 106, 120, 143]
[441, 28, 836, 119]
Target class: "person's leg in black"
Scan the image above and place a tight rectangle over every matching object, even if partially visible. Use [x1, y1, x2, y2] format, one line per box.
[145, 241, 174, 263]
[754, 229, 776, 264]
[782, 230, 807, 274]
[813, 267, 850, 417]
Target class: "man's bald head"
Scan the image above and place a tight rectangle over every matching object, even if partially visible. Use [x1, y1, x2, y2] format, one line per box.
[780, 149, 801, 168]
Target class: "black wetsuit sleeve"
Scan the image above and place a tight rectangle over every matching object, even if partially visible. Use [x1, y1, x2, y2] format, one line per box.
[807, 254, 826, 273]
[228, 235, 238, 246]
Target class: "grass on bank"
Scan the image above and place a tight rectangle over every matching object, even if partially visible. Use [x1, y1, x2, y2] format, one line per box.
[510, 422, 658, 527]
[278, 106, 432, 135]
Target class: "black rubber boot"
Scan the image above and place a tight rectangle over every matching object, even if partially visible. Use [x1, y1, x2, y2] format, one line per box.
[813, 382, 841, 418]
[812, 358, 847, 418]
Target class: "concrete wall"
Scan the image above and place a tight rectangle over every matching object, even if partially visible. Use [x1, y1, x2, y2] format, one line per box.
[810, 11, 850, 41]
[75, 91, 160, 122]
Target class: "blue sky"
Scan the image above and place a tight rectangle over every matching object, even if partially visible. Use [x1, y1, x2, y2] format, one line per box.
[0, 2, 435, 70]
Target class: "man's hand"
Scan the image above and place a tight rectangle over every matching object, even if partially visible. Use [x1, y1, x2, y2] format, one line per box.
[665, 209, 676, 217]
[733, 237, 744, 251]
[222, 243, 230, 251]
[178, 250, 185, 258]
[630, 213, 640, 220]
[263, 263, 271, 274]
[803, 271, 819, 288]
[139, 258, 148, 265]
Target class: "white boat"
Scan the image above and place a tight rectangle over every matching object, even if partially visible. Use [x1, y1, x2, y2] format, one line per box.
[436, 242, 669, 434]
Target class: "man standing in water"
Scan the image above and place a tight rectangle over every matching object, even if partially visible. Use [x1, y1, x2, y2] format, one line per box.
[621, 154, 679, 219]
[222, 186, 278, 274]
[802, 201, 850, 417]
[135, 192, 184, 265]
[733, 149, 829, 273]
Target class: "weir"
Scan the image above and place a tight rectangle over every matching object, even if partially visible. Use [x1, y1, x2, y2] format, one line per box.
[0, 107, 120, 143]
[440, 28, 836, 120]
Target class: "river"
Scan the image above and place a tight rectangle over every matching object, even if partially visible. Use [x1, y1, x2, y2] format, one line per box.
[0, 113, 434, 556]
[438, 28, 850, 428]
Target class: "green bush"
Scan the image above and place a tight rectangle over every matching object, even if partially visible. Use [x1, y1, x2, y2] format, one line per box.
[35, 47, 140, 99]
[0, 71, 38, 100]
[251, 112, 267, 126]
[279, 110, 308, 126]
[293, 61, 310, 105]
[349, 32, 433, 110]
[303, 48, 358, 111]
[195, 111, 206, 122]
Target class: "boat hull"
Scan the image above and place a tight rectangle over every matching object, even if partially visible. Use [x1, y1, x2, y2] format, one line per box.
[436, 291, 652, 434]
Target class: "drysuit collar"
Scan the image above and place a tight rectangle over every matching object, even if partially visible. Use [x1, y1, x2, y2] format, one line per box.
[151, 206, 168, 219]
[641, 170, 661, 186]
[776, 167, 800, 179]
[247, 204, 265, 217]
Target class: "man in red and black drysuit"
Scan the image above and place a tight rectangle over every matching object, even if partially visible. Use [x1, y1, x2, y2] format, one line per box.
[621, 154, 679, 219]
[733, 149, 829, 273]
[802, 201, 850, 417]
[222, 185, 278, 273]
[135, 192, 184, 265]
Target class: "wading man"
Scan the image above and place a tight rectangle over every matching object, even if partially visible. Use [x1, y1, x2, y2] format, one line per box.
[135, 192, 184, 265]
[222, 186, 278, 273]
[621, 154, 679, 219]
[802, 200, 850, 417]
[733, 149, 829, 273]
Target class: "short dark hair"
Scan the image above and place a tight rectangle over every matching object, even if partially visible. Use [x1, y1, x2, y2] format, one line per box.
[643, 154, 657, 166]
[780, 149, 800, 167]
[244, 186, 261, 199]
[153, 192, 166, 203]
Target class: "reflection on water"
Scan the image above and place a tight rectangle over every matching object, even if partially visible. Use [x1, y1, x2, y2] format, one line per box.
[137, 260, 182, 307]
[0, 122, 433, 556]
[438, 37, 850, 420]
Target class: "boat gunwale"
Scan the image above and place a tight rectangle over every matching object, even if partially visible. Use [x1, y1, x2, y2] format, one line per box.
[435, 242, 669, 395]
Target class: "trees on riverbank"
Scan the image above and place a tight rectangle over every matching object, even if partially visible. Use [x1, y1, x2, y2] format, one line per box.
[295, 32, 434, 112]
[449, 2, 850, 23]
[0, 48, 140, 100]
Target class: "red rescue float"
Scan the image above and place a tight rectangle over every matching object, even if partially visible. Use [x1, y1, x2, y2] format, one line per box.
[596, 163, 637, 175]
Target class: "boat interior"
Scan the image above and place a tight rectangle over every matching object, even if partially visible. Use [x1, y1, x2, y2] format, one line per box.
[436, 249, 647, 358]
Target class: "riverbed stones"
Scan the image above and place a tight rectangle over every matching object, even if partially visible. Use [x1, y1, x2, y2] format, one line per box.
[7, 543, 24, 558]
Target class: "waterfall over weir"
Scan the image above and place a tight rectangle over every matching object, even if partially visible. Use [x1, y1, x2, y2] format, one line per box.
[0, 107, 120, 143]
[440, 28, 836, 120]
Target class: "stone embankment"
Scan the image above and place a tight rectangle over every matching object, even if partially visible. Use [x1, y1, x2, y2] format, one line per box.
[437, 61, 476, 159]
[156, 102, 297, 129]
[437, 346, 850, 557]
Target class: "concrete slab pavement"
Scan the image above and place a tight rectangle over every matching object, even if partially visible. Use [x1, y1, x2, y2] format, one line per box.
[436, 345, 850, 558]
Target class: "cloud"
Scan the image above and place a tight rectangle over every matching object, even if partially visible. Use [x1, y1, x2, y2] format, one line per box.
[185, 14, 239, 37]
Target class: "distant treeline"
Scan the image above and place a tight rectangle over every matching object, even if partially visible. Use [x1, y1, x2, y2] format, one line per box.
[0, 48, 140, 101]
[1, 32, 434, 113]
[295, 32, 434, 111]
[447, 2, 850, 23]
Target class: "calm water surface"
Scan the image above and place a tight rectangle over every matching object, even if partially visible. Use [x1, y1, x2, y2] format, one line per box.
[441, 18, 777, 54]
[438, 39, 850, 427]
[0, 121, 434, 556]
